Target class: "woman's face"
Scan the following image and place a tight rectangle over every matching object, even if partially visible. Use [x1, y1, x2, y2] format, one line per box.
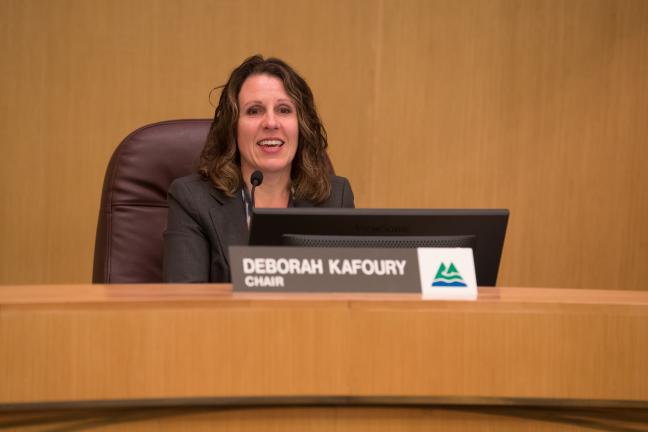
[237, 73, 299, 181]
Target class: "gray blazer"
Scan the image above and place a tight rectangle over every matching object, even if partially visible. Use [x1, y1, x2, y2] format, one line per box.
[163, 173, 355, 283]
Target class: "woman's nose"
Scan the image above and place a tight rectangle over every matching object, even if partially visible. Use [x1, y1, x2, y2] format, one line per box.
[262, 112, 279, 129]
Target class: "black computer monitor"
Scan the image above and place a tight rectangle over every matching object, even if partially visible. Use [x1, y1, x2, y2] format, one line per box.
[249, 208, 509, 286]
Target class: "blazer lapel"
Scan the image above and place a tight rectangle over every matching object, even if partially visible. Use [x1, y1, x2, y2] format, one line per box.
[208, 187, 248, 268]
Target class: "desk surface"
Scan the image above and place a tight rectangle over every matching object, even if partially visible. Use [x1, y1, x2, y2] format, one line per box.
[1, 284, 648, 411]
[2, 284, 648, 306]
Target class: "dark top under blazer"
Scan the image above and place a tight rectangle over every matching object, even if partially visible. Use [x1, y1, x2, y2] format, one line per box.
[163, 173, 355, 283]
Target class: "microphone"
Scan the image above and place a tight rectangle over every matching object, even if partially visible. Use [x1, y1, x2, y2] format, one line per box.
[250, 170, 263, 208]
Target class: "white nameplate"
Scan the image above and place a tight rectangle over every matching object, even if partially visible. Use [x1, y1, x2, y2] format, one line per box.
[417, 248, 478, 300]
[230, 246, 478, 300]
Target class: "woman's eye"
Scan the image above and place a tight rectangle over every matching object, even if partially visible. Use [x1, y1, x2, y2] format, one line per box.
[278, 105, 293, 114]
[246, 106, 261, 115]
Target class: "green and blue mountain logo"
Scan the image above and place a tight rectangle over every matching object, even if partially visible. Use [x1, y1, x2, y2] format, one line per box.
[431, 262, 467, 287]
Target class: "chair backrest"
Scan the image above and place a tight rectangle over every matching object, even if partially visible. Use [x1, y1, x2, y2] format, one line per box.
[93, 119, 211, 283]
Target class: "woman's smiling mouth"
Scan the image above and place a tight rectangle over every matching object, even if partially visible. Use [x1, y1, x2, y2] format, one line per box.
[257, 138, 284, 147]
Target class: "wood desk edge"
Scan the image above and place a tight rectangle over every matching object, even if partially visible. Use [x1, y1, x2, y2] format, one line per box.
[1, 284, 647, 306]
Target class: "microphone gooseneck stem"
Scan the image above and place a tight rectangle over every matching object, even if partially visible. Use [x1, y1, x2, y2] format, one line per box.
[251, 184, 257, 208]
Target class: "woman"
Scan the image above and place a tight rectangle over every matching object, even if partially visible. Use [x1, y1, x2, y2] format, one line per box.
[163, 55, 355, 282]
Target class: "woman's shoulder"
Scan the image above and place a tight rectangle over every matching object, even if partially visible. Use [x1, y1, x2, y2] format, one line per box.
[325, 175, 355, 208]
[169, 173, 207, 189]
[168, 173, 232, 204]
[330, 175, 350, 187]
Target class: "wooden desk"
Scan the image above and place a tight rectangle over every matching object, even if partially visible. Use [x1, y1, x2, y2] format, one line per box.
[1, 285, 647, 431]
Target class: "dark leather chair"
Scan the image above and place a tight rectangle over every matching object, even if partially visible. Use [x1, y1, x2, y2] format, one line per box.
[93, 119, 211, 283]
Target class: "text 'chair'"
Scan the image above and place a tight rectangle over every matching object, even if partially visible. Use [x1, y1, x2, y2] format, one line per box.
[93, 119, 211, 283]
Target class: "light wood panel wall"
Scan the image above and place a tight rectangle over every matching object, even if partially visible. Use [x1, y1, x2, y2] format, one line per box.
[1, 0, 647, 289]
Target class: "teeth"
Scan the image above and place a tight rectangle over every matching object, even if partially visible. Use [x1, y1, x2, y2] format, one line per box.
[258, 139, 283, 146]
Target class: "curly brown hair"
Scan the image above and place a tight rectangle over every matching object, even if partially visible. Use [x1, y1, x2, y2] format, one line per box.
[199, 55, 332, 203]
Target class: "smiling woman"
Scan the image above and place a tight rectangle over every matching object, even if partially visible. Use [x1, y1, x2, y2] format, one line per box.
[163, 55, 355, 283]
